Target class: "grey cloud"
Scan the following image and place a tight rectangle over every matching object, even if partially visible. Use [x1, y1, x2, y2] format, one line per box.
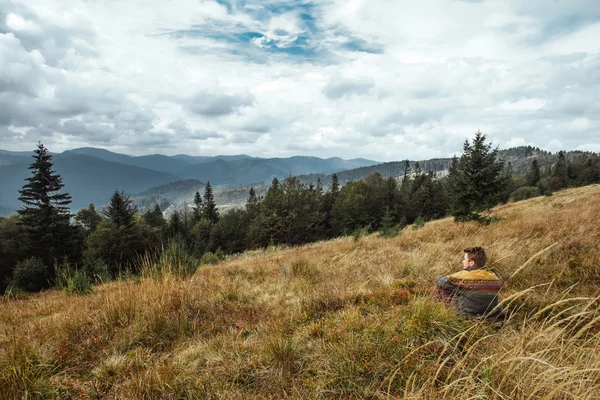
[0, 1, 96, 68]
[229, 131, 265, 144]
[241, 116, 283, 133]
[168, 119, 192, 134]
[59, 120, 115, 143]
[323, 80, 374, 100]
[187, 92, 254, 117]
[168, 119, 223, 140]
[189, 129, 223, 140]
[538, 53, 588, 64]
[0, 34, 46, 96]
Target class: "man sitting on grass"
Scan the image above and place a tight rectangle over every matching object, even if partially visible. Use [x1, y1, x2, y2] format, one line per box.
[435, 246, 505, 320]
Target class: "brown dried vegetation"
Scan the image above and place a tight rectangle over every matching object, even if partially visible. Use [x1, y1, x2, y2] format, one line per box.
[1, 185, 600, 399]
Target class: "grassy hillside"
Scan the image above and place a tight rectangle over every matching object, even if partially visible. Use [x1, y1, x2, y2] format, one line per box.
[1, 185, 600, 399]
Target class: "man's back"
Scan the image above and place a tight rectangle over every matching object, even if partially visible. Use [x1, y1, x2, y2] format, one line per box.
[436, 267, 503, 319]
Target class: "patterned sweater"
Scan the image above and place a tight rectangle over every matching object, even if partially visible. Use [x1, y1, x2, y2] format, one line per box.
[435, 266, 504, 319]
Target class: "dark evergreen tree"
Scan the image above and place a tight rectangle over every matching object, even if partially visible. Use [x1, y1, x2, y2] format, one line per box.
[168, 210, 184, 238]
[0, 216, 27, 292]
[551, 151, 569, 190]
[202, 181, 219, 223]
[246, 187, 260, 219]
[410, 172, 448, 221]
[247, 176, 323, 247]
[193, 191, 203, 222]
[331, 172, 389, 234]
[85, 219, 151, 276]
[447, 132, 506, 221]
[331, 174, 339, 197]
[104, 190, 136, 228]
[271, 177, 280, 190]
[379, 206, 397, 237]
[576, 157, 600, 186]
[86, 190, 149, 275]
[17, 142, 76, 283]
[526, 159, 541, 187]
[413, 161, 422, 176]
[397, 160, 413, 222]
[402, 160, 411, 184]
[142, 204, 166, 249]
[191, 219, 212, 255]
[75, 204, 103, 235]
[315, 178, 324, 197]
[143, 204, 166, 229]
[208, 208, 250, 254]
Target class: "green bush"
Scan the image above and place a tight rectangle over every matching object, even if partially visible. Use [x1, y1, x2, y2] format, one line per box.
[56, 261, 94, 295]
[352, 225, 371, 241]
[200, 250, 224, 265]
[510, 186, 541, 202]
[85, 258, 111, 284]
[10, 257, 48, 292]
[412, 216, 425, 230]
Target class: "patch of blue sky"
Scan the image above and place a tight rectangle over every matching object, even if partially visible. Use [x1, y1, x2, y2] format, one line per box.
[215, 0, 233, 13]
[542, 14, 600, 38]
[341, 37, 384, 54]
[161, 1, 382, 62]
[519, 13, 600, 46]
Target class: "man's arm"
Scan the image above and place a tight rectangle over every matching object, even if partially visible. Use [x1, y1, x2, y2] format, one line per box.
[435, 275, 457, 293]
[434, 275, 457, 306]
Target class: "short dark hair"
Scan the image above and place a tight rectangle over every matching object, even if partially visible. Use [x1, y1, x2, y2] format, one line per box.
[464, 246, 487, 267]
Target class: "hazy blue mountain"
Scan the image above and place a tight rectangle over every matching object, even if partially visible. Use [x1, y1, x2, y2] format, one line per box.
[63, 147, 133, 165]
[199, 155, 256, 163]
[126, 154, 193, 174]
[171, 154, 212, 163]
[131, 179, 205, 213]
[297, 147, 591, 187]
[0, 154, 177, 216]
[0, 150, 32, 166]
[179, 156, 379, 185]
[63, 148, 378, 179]
[131, 180, 269, 216]
[0, 147, 379, 216]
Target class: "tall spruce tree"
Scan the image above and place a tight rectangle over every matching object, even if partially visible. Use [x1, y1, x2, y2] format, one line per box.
[202, 181, 219, 223]
[447, 132, 506, 221]
[246, 187, 260, 218]
[75, 203, 103, 235]
[104, 190, 136, 228]
[552, 151, 569, 190]
[526, 159, 541, 186]
[144, 204, 166, 228]
[168, 210, 183, 238]
[193, 191, 203, 222]
[18, 142, 75, 281]
[331, 174, 339, 197]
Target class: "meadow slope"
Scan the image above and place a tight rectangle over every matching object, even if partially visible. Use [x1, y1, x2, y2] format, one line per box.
[2, 185, 600, 399]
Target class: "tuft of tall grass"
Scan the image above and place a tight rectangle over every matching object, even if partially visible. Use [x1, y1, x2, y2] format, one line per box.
[56, 261, 94, 295]
[139, 240, 200, 279]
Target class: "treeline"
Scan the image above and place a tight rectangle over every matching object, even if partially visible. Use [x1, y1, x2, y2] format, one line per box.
[1, 136, 599, 293]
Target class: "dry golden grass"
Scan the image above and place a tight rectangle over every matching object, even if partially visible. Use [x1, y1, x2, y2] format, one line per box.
[1, 185, 600, 399]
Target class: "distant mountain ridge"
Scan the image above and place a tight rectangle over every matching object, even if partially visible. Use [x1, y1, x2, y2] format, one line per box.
[0, 147, 379, 216]
[1, 145, 594, 217]
[297, 147, 596, 187]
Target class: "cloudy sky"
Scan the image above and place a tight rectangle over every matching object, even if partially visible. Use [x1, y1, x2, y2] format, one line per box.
[1, 0, 599, 161]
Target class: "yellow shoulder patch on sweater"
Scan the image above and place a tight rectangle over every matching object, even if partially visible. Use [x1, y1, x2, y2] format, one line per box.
[449, 269, 499, 281]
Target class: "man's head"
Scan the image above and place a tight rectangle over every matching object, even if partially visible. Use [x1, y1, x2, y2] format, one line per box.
[463, 246, 487, 270]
